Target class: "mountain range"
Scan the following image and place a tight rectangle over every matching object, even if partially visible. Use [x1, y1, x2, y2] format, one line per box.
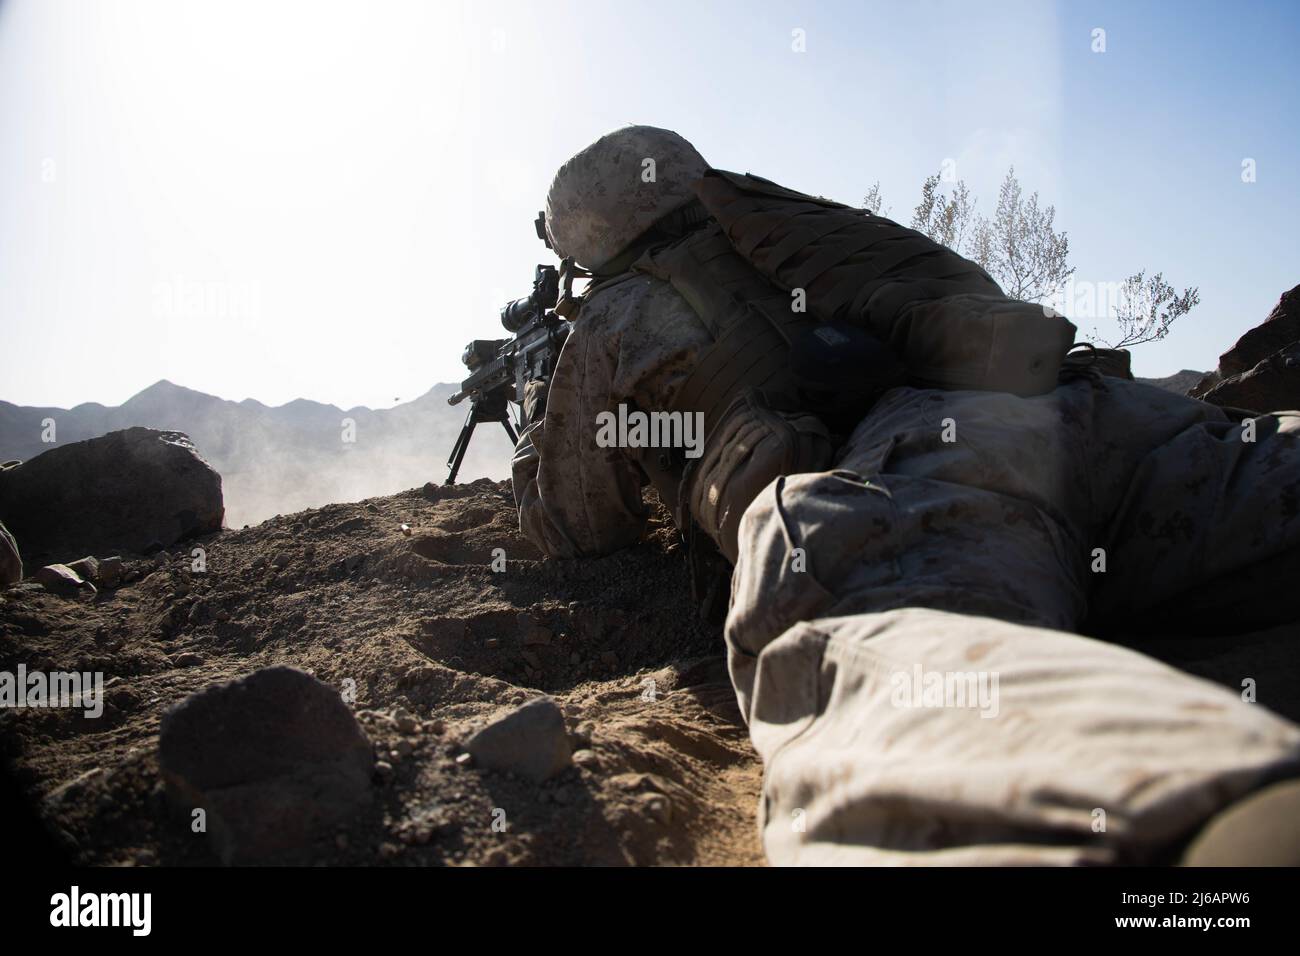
[0, 380, 516, 528]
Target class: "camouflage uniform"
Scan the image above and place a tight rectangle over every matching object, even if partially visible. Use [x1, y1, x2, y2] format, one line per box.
[514, 274, 709, 556]
[515, 127, 1300, 864]
[729, 381, 1300, 864]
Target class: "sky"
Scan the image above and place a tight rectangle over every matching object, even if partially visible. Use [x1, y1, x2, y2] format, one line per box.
[2, 0, 1298, 410]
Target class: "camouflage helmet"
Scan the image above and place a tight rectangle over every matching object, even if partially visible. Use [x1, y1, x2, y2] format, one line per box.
[545, 126, 709, 272]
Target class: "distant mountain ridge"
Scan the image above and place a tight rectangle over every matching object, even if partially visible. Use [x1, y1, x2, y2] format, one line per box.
[1135, 370, 1208, 394]
[0, 380, 515, 528]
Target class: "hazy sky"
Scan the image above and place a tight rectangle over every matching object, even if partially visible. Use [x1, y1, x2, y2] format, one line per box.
[2, 0, 1298, 409]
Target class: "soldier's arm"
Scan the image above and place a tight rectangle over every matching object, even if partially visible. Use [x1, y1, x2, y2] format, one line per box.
[511, 314, 647, 558]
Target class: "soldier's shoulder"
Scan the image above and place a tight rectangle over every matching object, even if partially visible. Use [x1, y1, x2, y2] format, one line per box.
[578, 271, 676, 325]
[584, 271, 660, 305]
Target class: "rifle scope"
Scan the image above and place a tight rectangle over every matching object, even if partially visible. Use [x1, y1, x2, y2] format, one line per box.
[499, 264, 560, 333]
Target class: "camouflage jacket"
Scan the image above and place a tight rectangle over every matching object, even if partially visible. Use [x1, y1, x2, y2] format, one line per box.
[512, 273, 708, 558]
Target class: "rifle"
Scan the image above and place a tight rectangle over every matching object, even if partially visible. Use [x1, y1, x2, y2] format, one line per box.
[445, 242, 584, 484]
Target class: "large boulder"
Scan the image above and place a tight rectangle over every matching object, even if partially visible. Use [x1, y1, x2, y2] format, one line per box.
[1195, 342, 1300, 412]
[159, 666, 373, 864]
[0, 427, 223, 567]
[1192, 285, 1300, 409]
[1216, 285, 1300, 379]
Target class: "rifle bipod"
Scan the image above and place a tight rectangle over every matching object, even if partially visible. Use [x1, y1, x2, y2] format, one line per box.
[445, 393, 518, 484]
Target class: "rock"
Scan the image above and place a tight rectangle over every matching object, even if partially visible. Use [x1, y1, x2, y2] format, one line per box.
[1190, 285, 1300, 412]
[518, 613, 553, 647]
[97, 556, 123, 588]
[271, 552, 291, 570]
[521, 649, 542, 670]
[1215, 285, 1300, 380]
[464, 696, 572, 783]
[0, 428, 224, 567]
[1190, 369, 1221, 396]
[0, 520, 20, 587]
[159, 665, 373, 864]
[395, 717, 419, 735]
[1196, 342, 1300, 413]
[66, 556, 99, 583]
[170, 652, 204, 668]
[572, 748, 599, 769]
[35, 563, 96, 597]
[572, 721, 595, 746]
[636, 791, 673, 824]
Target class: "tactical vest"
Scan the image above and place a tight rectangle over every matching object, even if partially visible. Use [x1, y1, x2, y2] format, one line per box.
[571, 168, 1077, 563]
[622, 221, 898, 539]
[694, 169, 1077, 396]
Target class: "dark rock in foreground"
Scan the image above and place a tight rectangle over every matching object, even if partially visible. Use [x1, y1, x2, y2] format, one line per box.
[1195, 342, 1300, 413]
[159, 666, 373, 864]
[1192, 285, 1300, 411]
[0, 427, 223, 567]
[1214, 284, 1300, 380]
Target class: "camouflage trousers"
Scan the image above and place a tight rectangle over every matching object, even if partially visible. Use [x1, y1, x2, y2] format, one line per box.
[726, 376, 1300, 865]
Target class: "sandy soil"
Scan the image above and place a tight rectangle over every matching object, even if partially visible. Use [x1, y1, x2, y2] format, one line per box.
[0, 480, 766, 866]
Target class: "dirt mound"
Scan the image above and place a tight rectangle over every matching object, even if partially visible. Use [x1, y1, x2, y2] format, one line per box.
[0, 479, 763, 866]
